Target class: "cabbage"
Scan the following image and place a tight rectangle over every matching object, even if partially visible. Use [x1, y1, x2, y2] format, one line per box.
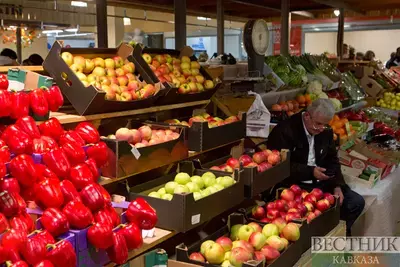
[317, 92, 329, 99]
[330, 98, 342, 111]
[307, 80, 323, 95]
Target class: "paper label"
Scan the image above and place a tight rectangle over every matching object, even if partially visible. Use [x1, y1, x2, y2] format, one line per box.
[191, 214, 201, 225]
[142, 228, 155, 238]
[246, 92, 271, 138]
[130, 146, 141, 159]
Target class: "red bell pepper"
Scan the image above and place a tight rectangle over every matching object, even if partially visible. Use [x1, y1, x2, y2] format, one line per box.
[59, 180, 81, 205]
[9, 217, 29, 233]
[120, 222, 143, 250]
[14, 194, 26, 212]
[34, 179, 64, 209]
[58, 130, 85, 147]
[0, 246, 8, 263]
[105, 205, 120, 227]
[44, 85, 63, 112]
[0, 212, 9, 233]
[86, 141, 108, 167]
[0, 145, 10, 163]
[34, 260, 54, 267]
[9, 154, 39, 187]
[87, 222, 113, 249]
[97, 183, 111, 204]
[18, 212, 34, 233]
[0, 74, 8, 90]
[29, 88, 49, 116]
[20, 187, 35, 202]
[1, 228, 27, 251]
[79, 184, 105, 212]
[40, 208, 69, 237]
[0, 163, 6, 179]
[42, 148, 70, 180]
[32, 136, 57, 154]
[126, 198, 157, 230]
[61, 142, 86, 165]
[0, 90, 11, 117]
[84, 158, 99, 179]
[38, 118, 64, 141]
[0, 178, 20, 195]
[20, 235, 47, 265]
[15, 116, 41, 139]
[67, 163, 94, 190]
[35, 164, 58, 182]
[10, 91, 30, 120]
[1, 246, 21, 263]
[32, 230, 55, 247]
[7, 260, 29, 267]
[106, 231, 128, 264]
[0, 191, 20, 217]
[93, 208, 114, 227]
[75, 122, 100, 144]
[1, 125, 33, 155]
[62, 200, 93, 229]
[46, 240, 76, 267]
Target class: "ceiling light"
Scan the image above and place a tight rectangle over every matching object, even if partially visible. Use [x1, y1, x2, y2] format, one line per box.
[168, 21, 175, 24]
[123, 17, 131, 26]
[334, 9, 340, 16]
[71, 1, 87, 7]
[42, 30, 63, 34]
[65, 28, 78, 32]
[314, 28, 320, 31]
[57, 33, 94, 37]
[197, 17, 211, 21]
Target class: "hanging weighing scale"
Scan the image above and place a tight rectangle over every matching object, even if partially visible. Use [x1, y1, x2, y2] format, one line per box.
[243, 19, 269, 77]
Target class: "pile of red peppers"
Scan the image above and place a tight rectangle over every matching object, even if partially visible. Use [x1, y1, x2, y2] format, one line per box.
[0, 114, 158, 266]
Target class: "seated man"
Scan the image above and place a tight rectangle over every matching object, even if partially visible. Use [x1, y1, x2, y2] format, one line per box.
[267, 99, 365, 235]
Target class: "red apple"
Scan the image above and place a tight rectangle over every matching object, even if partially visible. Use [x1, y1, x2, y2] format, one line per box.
[285, 212, 301, 222]
[279, 212, 286, 218]
[251, 206, 265, 220]
[247, 222, 262, 233]
[304, 202, 314, 212]
[262, 149, 272, 158]
[260, 245, 280, 262]
[296, 203, 307, 216]
[248, 232, 267, 250]
[267, 153, 281, 165]
[306, 212, 316, 223]
[289, 185, 302, 196]
[229, 247, 253, 267]
[252, 152, 266, 164]
[266, 202, 276, 211]
[323, 193, 335, 205]
[301, 190, 309, 199]
[138, 125, 152, 141]
[287, 208, 299, 214]
[280, 189, 295, 201]
[189, 252, 205, 262]
[274, 200, 287, 212]
[294, 195, 303, 203]
[267, 209, 280, 220]
[215, 236, 232, 252]
[287, 200, 297, 209]
[254, 251, 265, 262]
[315, 199, 330, 212]
[281, 223, 300, 241]
[239, 155, 253, 166]
[245, 162, 258, 169]
[304, 194, 317, 205]
[310, 188, 324, 201]
[259, 162, 273, 171]
[271, 217, 287, 233]
[232, 240, 254, 254]
[210, 166, 221, 171]
[260, 218, 271, 223]
[314, 209, 322, 217]
[226, 158, 240, 169]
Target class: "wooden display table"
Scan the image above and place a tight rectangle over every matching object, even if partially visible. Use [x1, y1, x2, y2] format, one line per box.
[294, 221, 346, 267]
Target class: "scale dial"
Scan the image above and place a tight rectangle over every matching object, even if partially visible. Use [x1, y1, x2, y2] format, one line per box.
[244, 19, 269, 56]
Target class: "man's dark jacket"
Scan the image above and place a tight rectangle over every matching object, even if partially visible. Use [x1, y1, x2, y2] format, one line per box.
[266, 112, 346, 190]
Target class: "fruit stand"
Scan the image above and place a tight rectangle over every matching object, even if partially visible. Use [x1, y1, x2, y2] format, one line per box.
[0, 35, 399, 267]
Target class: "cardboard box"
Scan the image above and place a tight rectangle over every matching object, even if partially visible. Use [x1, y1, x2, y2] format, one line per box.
[341, 165, 379, 188]
[7, 68, 53, 91]
[168, 260, 200, 267]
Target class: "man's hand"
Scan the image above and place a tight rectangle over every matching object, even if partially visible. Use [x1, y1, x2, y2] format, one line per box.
[313, 167, 330, 180]
[334, 186, 344, 206]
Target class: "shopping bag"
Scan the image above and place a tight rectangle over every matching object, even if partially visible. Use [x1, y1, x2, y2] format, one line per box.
[246, 91, 271, 138]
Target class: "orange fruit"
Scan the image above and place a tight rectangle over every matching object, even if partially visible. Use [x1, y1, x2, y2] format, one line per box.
[296, 95, 306, 104]
[337, 128, 345, 136]
[333, 115, 340, 121]
[306, 99, 312, 106]
[304, 94, 311, 102]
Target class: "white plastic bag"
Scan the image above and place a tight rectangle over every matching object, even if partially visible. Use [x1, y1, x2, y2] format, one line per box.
[246, 91, 271, 138]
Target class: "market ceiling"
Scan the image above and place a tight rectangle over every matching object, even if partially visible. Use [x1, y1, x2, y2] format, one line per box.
[107, 0, 400, 20]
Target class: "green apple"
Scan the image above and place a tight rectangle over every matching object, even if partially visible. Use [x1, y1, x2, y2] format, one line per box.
[148, 192, 160, 198]
[262, 224, 279, 239]
[161, 193, 173, 201]
[200, 240, 215, 255]
[201, 188, 211, 197]
[213, 184, 224, 191]
[203, 175, 216, 188]
[230, 224, 243, 241]
[165, 181, 178, 194]
[237, 225, 255, 241]
[216, 177, 223, 184]
[224, 251, 231, 261]
[174, 172, 191, 185]
[186, 182, 200, 192]
[221, 260, 233, 267]
[219, 176, 235, 188]
[174, 185, 190, 194]
[202, 171, 216, 180]
[193, 191, 202, 201]
[208, 186, 217, 195]
[157, 188, 166, 196]
[190, 175, 205, 189]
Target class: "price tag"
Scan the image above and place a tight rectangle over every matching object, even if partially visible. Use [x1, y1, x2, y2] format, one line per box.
[130, 146, 141, 159]
[191, 214, 201, 225]
[142, 228, 155, 238]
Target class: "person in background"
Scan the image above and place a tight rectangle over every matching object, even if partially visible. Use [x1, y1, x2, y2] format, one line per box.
[28, 54, 44, 66]
[0, 48, 19, 66]
[363, 50, 375, 61]
[386, 48, 400, 69]
[385, 52, 396, 69]
[267, 99, 365, 236]
[355, 52, 364, 61]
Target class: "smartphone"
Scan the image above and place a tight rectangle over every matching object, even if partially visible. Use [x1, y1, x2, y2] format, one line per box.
[324, 169, 336, 178]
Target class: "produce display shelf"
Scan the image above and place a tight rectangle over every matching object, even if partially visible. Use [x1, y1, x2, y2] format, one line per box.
[99, 139, 243, 186]
[36, 100, 210, 124]
[0, 65, 45, 73]
[104, 228, 176, 267]
[335, 100, 367, 114]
